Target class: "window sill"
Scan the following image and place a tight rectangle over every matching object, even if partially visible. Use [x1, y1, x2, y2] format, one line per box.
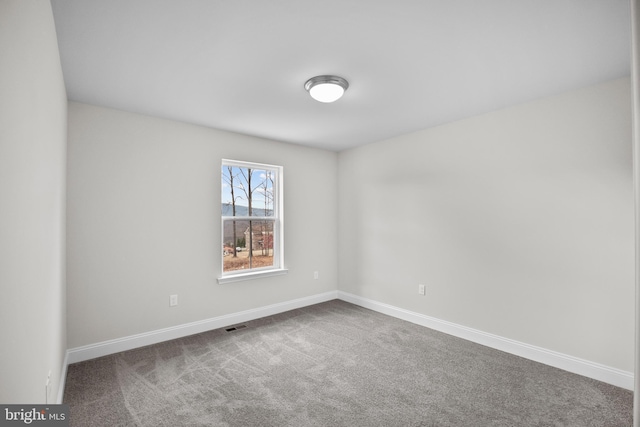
[217, 268, 288, 284]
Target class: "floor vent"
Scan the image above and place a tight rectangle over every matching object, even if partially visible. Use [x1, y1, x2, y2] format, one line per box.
[225, 324, 247, 332]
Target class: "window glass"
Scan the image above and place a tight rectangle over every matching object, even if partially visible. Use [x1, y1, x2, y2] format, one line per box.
[221, 161, 281, 276]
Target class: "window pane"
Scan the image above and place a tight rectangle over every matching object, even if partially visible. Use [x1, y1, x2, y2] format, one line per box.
[250, 169, 274, 217]
[221, 166, 274, 217]
[222, 219, 275, 272]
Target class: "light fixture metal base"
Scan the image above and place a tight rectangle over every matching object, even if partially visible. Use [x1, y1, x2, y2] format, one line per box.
[304, 75, 349, 92]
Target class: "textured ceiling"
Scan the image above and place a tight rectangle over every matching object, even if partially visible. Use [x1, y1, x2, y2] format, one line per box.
[51, 0, 631, 151]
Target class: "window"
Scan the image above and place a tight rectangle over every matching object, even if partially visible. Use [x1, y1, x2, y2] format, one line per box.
[219, 160, 286, 283]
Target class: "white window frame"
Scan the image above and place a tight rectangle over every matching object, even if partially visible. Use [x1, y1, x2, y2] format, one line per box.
[218, 159, 287, 284]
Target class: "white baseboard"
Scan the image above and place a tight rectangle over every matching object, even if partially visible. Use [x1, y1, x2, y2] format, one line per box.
[56, 350, 68, 404]
[337, 291, 634, 391]
[63, 289, 633, 394]
[66, 291, 339, 365]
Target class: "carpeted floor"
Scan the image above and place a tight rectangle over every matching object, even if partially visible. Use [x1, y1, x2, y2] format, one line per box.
[64, 300, 633, 426]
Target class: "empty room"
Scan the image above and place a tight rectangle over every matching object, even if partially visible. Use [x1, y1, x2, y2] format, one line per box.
[1, 0, 639, 425]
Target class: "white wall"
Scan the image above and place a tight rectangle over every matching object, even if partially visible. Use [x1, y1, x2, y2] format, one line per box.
[66, 103, 338, 348]
[630, 0, 640, 419]
[338, 78, 634, 372]
[0, 0, 67, 403]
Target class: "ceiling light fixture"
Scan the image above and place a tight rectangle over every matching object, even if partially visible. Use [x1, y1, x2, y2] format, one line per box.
[304, 75, 349, 103]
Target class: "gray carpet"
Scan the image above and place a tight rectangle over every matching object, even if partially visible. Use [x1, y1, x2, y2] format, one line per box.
[64, 300, 633, 426]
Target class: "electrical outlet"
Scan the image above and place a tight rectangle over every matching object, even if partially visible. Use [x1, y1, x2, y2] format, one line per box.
[418, 284, 426, 295]
[313, 271, 319, 280]
[170, 295, 178, 307]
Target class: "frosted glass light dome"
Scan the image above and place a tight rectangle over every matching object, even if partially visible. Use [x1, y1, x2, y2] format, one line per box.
[305, 75, 349, 103]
